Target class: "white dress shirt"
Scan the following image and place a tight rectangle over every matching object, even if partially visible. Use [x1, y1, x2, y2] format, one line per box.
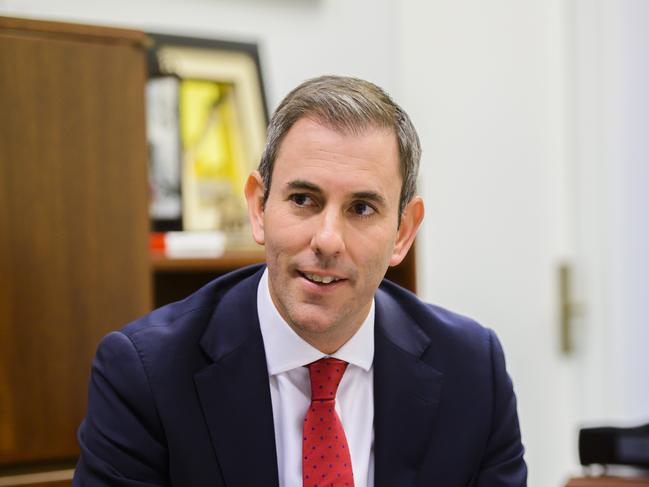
[257, 269, 375, 487]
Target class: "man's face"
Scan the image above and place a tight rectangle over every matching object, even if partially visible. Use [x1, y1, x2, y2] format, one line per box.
[246, 117, 422, 352]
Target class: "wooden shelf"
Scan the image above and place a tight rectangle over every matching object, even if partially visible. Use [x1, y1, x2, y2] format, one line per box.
[151, 250, 265, 272]
[151, 250, 265, 307]
[0, 469, 73, 487]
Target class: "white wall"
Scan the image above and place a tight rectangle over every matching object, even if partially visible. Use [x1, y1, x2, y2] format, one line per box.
[572, 0, 649, 425]
[398, 2, 577, 486]
[0, 0, 400, 112]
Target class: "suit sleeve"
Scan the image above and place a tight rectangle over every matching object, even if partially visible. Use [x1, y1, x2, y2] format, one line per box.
[73, 331, 169, 486]
[473, 329, 528, 486]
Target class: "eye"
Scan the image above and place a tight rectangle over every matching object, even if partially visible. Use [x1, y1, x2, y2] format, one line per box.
[351, 202, 376, 217]
[289, 193, 315, 207]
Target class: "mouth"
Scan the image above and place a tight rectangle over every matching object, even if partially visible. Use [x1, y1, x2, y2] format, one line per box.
[298, 271, 346, 286]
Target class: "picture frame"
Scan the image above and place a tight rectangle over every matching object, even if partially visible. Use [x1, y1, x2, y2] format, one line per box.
[146, 33, 268, 248]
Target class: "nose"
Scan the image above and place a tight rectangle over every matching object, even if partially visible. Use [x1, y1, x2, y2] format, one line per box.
[310, 209, 346, 259]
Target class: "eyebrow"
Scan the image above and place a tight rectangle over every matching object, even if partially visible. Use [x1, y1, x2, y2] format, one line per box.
[287, 180, 321, 193]
[286, 180, 387, 207]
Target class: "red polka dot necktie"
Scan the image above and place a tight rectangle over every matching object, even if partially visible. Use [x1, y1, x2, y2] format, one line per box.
[303, 357, 354, 487]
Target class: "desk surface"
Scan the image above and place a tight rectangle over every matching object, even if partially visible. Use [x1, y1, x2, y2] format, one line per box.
[567, 477, 649, 486]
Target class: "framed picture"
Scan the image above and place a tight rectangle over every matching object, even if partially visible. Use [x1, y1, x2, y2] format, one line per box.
[146, 33, 268, 248]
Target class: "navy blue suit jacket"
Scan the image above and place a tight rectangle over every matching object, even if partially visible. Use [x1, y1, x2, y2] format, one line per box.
[74, 265, 526, 486]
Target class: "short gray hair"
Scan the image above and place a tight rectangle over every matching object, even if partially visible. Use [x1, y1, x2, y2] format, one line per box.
[258, 75, 421, 217]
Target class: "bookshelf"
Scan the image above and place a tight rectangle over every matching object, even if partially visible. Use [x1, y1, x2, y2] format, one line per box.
[0, 14, 418, 487]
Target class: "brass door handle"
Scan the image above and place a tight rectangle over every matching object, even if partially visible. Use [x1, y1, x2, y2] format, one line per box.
[558, 263, 583, 355]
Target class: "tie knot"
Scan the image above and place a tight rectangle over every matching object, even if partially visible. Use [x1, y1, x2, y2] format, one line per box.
[307, 357, 348, 401]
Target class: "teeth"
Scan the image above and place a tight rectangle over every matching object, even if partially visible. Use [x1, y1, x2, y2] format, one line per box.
[304, 273, 339, 284]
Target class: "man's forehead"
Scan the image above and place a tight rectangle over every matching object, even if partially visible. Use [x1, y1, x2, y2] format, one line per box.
[276, 118, 398, 162]
[285, 115, 396, 144]
[298, 113, 393, 137]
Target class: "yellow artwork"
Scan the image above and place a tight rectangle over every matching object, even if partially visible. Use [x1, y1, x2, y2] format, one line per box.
[180, 80, 248, 233]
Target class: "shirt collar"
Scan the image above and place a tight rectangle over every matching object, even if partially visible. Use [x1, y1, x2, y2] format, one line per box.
[257, 268, 374, 376]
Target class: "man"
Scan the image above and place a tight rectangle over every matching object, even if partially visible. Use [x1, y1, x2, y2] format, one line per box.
[74, 76, 527, 486]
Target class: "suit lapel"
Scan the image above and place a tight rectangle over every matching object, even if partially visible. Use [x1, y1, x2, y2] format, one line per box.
[194, 269, 279, 487]
[373, 287, 444, 487]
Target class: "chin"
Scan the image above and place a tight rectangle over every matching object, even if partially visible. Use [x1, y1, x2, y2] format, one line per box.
[287, 306, 339, 336]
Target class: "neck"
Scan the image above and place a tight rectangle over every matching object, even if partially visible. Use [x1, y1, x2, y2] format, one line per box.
[291, 324, 362, 355]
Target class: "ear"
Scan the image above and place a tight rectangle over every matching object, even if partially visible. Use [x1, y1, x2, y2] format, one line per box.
[244, 171, 266, 245]
[389, 196, 424, 267]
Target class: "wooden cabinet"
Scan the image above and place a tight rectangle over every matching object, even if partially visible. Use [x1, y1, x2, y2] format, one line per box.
[0, 16, 151, 484]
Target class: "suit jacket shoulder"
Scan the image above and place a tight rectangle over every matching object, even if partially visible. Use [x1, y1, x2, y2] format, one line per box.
[74, 264, 270, 487]
[373, 279, 527, 486]
[377, 278, 492, 356]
